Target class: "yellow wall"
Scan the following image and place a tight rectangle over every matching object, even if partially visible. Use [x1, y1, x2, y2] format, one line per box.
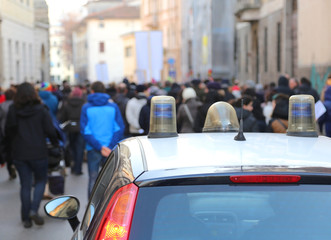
[1, 0, 34, 28]
[298, 0, 331, 67]
[122, 33, 137, 82]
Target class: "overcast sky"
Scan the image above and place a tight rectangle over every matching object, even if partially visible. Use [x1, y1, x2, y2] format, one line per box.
[46, 0, 87, 23]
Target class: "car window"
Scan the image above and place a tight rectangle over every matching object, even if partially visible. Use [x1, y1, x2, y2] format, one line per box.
[80, 150, 117, 235]
[130, 185, 331, 240]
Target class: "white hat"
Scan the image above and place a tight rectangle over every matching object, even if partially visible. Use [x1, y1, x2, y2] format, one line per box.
[182, 87, 197, 100]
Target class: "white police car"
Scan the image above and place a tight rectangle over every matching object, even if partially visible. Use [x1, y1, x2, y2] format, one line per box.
[45, 95, 331, 240]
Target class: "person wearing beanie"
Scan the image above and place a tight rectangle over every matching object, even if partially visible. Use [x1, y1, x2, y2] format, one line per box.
[38, 82, 59, 118]
[177, 87, 202, 133]
[294, 77, 319, 102]
[275, 76, 294, 97]
[57, 86, 86, 175]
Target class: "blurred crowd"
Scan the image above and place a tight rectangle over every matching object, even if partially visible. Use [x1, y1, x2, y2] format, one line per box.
[1, 73, 331, 228]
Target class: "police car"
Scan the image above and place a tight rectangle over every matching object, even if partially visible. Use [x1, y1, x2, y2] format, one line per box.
[45, 95, 331, 240]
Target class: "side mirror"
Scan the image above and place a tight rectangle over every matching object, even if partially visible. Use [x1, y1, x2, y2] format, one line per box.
[44, 196, 80, 231]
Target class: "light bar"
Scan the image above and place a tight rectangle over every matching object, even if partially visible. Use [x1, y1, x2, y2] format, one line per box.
[230, 175, 301, 183]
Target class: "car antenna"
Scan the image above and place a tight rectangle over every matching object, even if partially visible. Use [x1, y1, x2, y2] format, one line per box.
[234, 98, 246, 141]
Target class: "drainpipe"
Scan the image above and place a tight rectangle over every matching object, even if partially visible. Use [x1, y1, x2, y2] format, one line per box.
[0, 15, 3, 86]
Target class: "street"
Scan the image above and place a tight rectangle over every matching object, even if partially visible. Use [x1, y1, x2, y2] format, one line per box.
[0, 163, 89, 240]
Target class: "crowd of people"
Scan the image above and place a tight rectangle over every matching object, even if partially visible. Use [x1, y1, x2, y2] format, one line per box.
[0, 73, 331, 228]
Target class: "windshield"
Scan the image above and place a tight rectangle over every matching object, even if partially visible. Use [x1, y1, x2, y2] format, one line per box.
[130, 185, 331, 240]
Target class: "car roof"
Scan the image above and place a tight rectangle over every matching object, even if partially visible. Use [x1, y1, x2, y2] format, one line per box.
[133, 133, 331, 175]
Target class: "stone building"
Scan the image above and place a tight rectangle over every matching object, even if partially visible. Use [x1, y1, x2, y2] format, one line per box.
[181, 0, 235, 82]
[141, 0, 236, 83]
[34, 0, 51, 83]
[0, 0, 50, 87]
[235, 0, 331, 91]
[72, 3, 141, 84]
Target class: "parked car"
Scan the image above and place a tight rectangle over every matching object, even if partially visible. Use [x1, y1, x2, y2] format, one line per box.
[45, 95, 331, 240]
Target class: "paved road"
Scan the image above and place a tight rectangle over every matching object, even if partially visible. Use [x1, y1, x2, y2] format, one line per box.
[0, 163, 89, 240]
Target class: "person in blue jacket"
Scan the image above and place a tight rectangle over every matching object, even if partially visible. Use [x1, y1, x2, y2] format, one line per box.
[38, 82, 59, 118]
[80, 81, 124, 197]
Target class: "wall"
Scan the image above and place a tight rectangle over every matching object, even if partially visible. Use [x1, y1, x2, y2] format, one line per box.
[122, 33, 137, 82]
[236, 22, 252, 83]
[87, 18, 141, 84]
[34, 23, 50, 83]
[1, 0, 34, 28]
[1, 18, 35, 86]
[0, 0, 35, 87]
[295, 0, 331, 92]
[258, 7, 283, 85]
[297, 0, 331, 68]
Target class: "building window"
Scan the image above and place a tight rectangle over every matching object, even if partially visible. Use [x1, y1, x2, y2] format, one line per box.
[277, 22, 281, 72]
[8, 40, 12, 78]
[293, 0, 297, 12]
[16, 41, 19, 55]
[99, 21, 104, 28]
[144, 0, 150, 15]
[125, 47, 132, 57]
[99, 42, 105, 53]
[237, 37, 240, 73]
[264, 27, 268, 72]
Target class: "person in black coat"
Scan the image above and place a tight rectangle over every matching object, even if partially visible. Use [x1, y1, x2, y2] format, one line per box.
[233, 96, 259, 132]
[294, 77, 320, 102]
[275, 76, 294, 96]
[57, 87, 86, 175]
[243, 88, 267, 132]
[5, 82, 58, 228]
[193, 89, 224, 132]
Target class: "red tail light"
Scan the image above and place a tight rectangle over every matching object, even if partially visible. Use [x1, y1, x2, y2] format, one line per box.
[230, 175, 301, 183]
[95, 183, 138, 240]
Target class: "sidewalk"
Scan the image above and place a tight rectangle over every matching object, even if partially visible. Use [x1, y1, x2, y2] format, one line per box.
[0, 163, 89, 240]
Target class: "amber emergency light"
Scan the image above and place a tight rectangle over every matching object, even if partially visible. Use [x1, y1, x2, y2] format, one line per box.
[203, 102, 239, 133]
[148, 96, 178, 138]
[287, 95, 318, 137]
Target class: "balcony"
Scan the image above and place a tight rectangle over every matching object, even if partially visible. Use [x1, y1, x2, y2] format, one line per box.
[144, 13, 158, 30]
[235, 0, 261, 22]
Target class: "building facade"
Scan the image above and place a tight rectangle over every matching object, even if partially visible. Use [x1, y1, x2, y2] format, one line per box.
[141, 0, 182, 82]
[235, 0, 331, 91]
[141, 0, 235, 83]
[50, 24, 75, 84]
[182, 0, 235, 82]
[34, 0, 51, 83]
[0, 0, 50, 87]
[72, 4, 141, 84]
